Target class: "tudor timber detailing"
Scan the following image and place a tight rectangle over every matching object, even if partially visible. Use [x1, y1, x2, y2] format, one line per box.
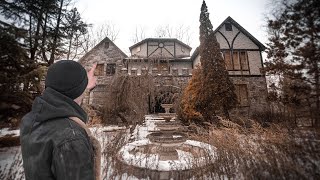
[79, 16, 268, 119]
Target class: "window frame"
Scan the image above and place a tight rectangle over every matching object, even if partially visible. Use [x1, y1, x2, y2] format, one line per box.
[106, 63, 116, 75]
[223, 50, 249, 72]
[94, 63, 104, 76]
[225, 23, 233, 31]
[235, 84, 249, 107]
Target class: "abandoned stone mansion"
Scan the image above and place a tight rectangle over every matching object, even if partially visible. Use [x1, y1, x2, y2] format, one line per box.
[78, 16, 268, 116]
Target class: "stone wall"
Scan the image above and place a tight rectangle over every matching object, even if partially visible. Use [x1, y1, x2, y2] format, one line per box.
[230, 76, 269, 116]
[78, 38, 127, 109]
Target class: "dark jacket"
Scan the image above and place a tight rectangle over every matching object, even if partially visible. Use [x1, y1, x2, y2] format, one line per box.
[20, 87, 94, 180]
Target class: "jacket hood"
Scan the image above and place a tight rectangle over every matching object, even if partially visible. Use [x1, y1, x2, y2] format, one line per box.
[31, 87, 88, 124]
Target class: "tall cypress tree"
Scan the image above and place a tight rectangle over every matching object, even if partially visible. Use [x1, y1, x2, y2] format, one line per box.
[195, 0, 237, 120]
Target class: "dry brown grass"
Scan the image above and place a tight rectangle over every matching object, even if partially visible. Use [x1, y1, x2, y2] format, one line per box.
[188, 121, 320, 179]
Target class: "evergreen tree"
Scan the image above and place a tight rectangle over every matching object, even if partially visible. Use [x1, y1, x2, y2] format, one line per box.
[0, 27, 45, 121]
[0, 0, 88, 121]
[195, 0, 236, 121]
[179, 66, 203, 124]
[265, 0, 320, 126]
[179, 1, 236, 125]
[63, 7, 89, 60]
[0, 0, 89, 64]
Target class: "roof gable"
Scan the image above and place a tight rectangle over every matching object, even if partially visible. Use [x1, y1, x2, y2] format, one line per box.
[129, 38, 192, 51]
[214, 16, 266, 50]
[191, 16, 266, 61]
[78, 37, 128, 64]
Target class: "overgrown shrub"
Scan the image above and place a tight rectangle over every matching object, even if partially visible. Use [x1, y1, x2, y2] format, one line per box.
[102, 74, 155, 125]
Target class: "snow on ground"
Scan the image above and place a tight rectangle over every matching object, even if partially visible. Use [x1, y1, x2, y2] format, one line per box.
[0, 128, 20, 137]
[0, 114, 215, 179]
[0, 146, 24, 179]
[118, 139, 216, 171]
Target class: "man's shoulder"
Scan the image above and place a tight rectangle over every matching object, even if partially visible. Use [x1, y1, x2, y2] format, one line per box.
[45, 117, 90, 146]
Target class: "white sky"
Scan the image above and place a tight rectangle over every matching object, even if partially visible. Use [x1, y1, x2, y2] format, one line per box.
[75, 0, 270, 55]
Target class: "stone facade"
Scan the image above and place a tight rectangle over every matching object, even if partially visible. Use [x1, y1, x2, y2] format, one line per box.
[230, 76, 269, 115]
[79, 16, 268, 117]
[78, 37, 127, 109]
[192, 16, 268, 115]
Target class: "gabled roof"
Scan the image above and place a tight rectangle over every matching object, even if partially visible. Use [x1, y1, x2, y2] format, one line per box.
[129, 38, 192, 51]
[191, 16, 266, 61]
[78, 37, 128, 64]
[214, 16, 266, 50]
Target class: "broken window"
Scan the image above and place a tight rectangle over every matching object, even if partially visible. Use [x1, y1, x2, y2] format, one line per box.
[235, 84, 249, 106]
[106, 63, 116, 75]
[94, 64, 104, 76]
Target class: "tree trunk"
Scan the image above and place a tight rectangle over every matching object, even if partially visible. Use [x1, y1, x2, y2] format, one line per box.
[314, 65, 320, 127]
[48, 0, 64, 65]
[67, 35, 73, 60]
[30, 3, 44, 61]
[41, 11, 49, 62]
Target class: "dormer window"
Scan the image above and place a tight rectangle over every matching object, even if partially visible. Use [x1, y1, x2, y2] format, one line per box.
[225, 23, 232, 31]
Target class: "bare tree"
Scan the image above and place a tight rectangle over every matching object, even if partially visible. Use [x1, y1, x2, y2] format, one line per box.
[95, 21, 119, 42]
[175, 24, 191, 45]
[131, 26, 146, 44]
[153, 24, 192, 45]
[81, 21, 119, 53]
[154, 24, 173, 38]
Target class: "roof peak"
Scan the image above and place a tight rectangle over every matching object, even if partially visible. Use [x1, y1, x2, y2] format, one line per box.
[214, 16, 266, 50]
[129, 38, 192, 51]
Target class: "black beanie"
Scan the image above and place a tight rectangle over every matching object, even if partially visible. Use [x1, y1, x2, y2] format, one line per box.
[45, 60, 88, 99]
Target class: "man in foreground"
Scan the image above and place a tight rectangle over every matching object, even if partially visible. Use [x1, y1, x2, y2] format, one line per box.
[20, 60, 99, 180]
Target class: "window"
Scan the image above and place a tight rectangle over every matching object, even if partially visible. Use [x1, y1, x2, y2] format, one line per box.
[225, 23, 232, 31]
[223, 50, 249, 71]
[94, 64, 104, 76]
[106, 63, 116, 75]
[136, 46, 141, 52]
[235, 84, 249, 106]
[240, 51, 249, 70]
[141, 68, 148, 75]
[233, 52, 241, 70]
[131, 68, 137, 75]
[182, 68, 189, 76]
[105, 42, 109, 49]
[224, 51, 233, 70]
[172, 68, 178, 76]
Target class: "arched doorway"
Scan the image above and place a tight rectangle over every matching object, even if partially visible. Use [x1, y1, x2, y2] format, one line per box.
[150, 85, 181, 113]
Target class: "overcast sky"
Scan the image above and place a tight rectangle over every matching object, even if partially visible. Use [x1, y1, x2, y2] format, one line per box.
[75, 0, 270, 55]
